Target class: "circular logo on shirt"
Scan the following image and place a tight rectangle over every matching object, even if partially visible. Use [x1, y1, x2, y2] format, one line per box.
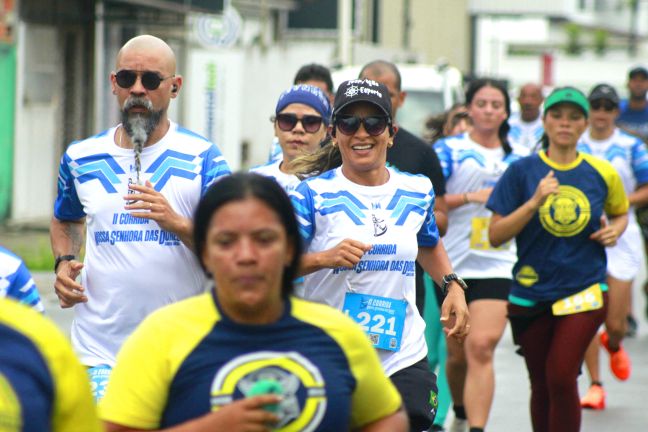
[0, 373, 21, 431]
[210, 351, 326, 431]
[539, 185, 590, 237]
[515, 265, 539, 287]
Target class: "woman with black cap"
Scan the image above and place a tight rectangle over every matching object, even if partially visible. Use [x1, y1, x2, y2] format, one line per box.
[290, 79, 470, 432]
[577, 83, 648, 410]
[486, 87, 629, 432]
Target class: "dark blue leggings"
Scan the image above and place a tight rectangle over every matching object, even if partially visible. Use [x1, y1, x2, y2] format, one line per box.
[508, 296, 607, 432]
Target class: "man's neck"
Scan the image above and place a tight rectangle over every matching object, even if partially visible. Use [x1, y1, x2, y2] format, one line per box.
[589, 126, 614, 141]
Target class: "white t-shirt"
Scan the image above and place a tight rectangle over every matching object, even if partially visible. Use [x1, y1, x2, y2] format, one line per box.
[54, 122, 231, 366]
[435, 133, 526, 279]
[508, 114, 544, 152]
[578, 127, 648, 226]
[290, 166, 439, 376]
[249, 158, 301, 192]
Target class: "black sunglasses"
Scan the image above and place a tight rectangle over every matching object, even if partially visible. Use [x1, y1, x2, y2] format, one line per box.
[590, 100, 617, 112]
[335, 115, 390, 136]
[274, 113, 324, 133]
[115, 70, 174, 91]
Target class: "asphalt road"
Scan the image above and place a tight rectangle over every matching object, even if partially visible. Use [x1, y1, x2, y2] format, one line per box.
[35, 269, 648, 431]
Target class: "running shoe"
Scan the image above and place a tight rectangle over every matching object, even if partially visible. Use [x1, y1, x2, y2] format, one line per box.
[580, 384, 606, 410]
[600, 330, 631, 381]
[448, 418, 468, 432]
[626, 315, 638, 338]
[430, 425, 445, 432]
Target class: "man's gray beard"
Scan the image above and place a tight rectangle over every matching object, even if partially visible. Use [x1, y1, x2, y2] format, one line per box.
[121, 97, 163, 148]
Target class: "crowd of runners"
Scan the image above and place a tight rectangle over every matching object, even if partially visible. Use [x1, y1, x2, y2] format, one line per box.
[1, 34, 648, 432]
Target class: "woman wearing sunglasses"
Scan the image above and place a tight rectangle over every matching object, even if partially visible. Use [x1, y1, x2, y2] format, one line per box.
[250, 84, 331, 192]
[290, 79, 469, 432]
[101, 173, 408, 431]
[577, 84, 648, 410]
[487, 87, 628, 432]
[433, 79, 527, 432]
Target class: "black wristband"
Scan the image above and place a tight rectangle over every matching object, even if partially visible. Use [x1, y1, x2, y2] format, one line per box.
[441, 273, 468, 296]
[54, 255, 76, 272]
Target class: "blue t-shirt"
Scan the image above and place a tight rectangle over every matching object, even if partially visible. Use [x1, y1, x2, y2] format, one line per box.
[486, 151, 628, 303]
[617, 99, 648, 142]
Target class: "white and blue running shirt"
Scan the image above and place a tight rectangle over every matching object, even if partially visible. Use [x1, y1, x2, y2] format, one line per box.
[578, 128, 648, 226]
[0, 246, 44, 313]
[54, 123, 231, 367]
[249, 158, 301, 193]
[435, 133, 526, 279]
[290, 166, 438, 376]
[508, 113, 544, 152]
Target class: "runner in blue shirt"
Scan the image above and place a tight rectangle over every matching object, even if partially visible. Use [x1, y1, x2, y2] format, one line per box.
[487, 87, 628, 432]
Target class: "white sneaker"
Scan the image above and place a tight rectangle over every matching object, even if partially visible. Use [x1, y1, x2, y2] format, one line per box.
[448, 418, 468, 432]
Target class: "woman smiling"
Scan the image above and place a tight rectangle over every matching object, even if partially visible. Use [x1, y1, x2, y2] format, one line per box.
[100, 173, 408, 432]
[291, 79, 469, 432]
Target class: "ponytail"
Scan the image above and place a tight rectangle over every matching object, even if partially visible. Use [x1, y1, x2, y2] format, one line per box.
[288, 140, 342, 180]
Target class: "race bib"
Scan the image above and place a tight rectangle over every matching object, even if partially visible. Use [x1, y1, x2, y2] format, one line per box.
[552, 283, 604, 316]
[470, 217, 510, 251]
[343, 292, 407, 352]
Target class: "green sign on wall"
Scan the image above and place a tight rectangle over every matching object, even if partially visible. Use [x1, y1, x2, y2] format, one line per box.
[0, 43, 15, 221]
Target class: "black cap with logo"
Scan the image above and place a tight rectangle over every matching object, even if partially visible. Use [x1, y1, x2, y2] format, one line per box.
[588, 84, 620, 104]
[333, 79, 392, 119]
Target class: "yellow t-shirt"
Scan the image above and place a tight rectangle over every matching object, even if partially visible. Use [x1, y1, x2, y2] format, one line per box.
[0, 299, 102, 432]
[101, 293, 402, 430]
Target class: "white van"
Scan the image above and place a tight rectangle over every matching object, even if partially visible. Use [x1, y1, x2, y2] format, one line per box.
[331, 63, 464, 138]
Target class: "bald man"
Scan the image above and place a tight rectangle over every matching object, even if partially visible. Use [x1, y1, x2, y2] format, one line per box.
[508, 83, 544, 151]
[50, 35, 231, 397]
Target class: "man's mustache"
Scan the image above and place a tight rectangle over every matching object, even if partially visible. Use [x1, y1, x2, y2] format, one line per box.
[123, 97, 153, 113]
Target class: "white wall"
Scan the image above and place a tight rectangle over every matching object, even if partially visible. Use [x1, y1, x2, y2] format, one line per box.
[183, 40, 337, 170]
[501, 52, 648, 96]
[12, 23, 60, 224]
[475, 15, 648, 94]
[469, 0, 577, 15]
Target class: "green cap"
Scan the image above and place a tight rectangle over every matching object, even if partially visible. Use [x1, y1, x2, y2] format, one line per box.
[543, 87, 589, 117]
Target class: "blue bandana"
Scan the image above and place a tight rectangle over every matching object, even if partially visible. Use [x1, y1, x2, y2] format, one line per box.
[275, 84, 332, 125]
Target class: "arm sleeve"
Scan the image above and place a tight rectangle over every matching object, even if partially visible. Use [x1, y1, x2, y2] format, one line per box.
[604, 169, 630, 216]
[631, 138, 648, 186]
[6, 260, 44, 313]
[346, 321, 402, 428]
[200, 144, 232, 196]
[290, 182, 317, 248]
[417, 185, 440, 247]
[433, 138, 453, 180]
[423, 144, 446, 196]
[53, 153, 86, 221]
[99, 315, 172, 429]
[486, 162, 524, 216]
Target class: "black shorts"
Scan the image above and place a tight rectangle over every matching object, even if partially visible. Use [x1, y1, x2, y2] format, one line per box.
[636, 206, 648, 239]
[432, 278, 511, 308]
[390, 358, 438, 432]
[464, 278, 511, 303]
